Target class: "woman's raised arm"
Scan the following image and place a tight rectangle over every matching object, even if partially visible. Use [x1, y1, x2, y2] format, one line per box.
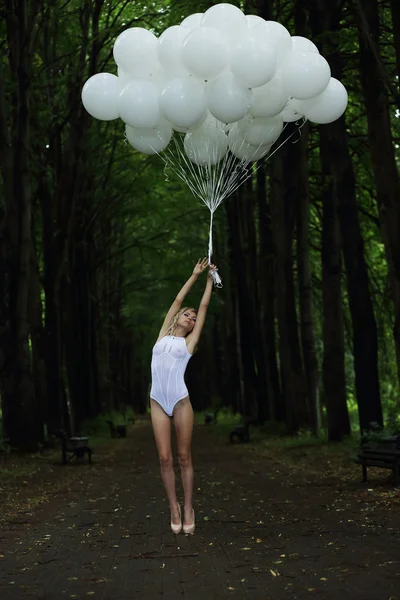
[157, 258, 209, 340]
[185, 264, 215, 354]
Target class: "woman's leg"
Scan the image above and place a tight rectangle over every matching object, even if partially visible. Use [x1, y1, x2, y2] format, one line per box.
[173, 397, 194, 526]
[150, 399, 180, 525]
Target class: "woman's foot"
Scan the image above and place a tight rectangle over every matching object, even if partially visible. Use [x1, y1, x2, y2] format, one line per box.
[183, 506, 195, 534]
[170, 503, 182, 534]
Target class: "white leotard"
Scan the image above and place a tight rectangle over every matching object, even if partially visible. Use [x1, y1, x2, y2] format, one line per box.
[150, 335, 192, 416]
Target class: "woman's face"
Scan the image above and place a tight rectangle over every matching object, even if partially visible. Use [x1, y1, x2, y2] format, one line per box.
[177, 309, 197, 333]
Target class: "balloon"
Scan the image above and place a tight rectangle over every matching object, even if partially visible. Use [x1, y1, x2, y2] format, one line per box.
[184, 118, 228, 166]
[280, 99, 304, 122]
[113, 27, 159, 77]
[171, 111, 207, 133]
[182, 27, 229, 80]
[117, 67, 132, 87]
[251, 21, 292, 59]
[246, 14, 266, 29]
[180, 13, 203, 30]
[291, 36, 319, 54]
[228, 130, 271, 161]
[160, 76, 207, 128]
[207, 73, 252, 123]
[81, 73, 120, 121]
[230, 35, 277, 88]
[118, 80, 160, 128]
[201, 3, 248, 45]
[149, 68, 171, 92]
[125, 119, 173, 154]
[249, 72, 288, 118]
[242, 115, 284, 145]
[158, 26, 189, 76]
[281, 51, 331, 100]
[297, 77, 348, 124]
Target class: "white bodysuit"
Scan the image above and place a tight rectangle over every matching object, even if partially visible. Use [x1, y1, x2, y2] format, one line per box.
[150, 335, 193, 416]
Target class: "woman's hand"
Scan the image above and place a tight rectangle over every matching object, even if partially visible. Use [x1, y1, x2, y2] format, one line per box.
[208, 263, 217, 278]
[193, 257, 209, 276]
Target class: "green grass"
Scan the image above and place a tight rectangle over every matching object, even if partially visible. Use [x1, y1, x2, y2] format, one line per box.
[195, 407, 360, 457]
[80, 406, 136, 437]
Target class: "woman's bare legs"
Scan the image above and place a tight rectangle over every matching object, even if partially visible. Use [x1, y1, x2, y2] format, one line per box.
[150, 399, 180, 525]
[173, 397, 194, 527]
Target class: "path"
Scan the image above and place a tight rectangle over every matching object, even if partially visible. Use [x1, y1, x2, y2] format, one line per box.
[0, 418, 399, 600]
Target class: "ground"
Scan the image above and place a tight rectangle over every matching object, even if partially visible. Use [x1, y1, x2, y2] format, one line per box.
[0, 417, 399, 600]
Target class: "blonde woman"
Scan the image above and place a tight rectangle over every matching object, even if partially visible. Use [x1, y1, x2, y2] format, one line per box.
[150, 258, 216, 534]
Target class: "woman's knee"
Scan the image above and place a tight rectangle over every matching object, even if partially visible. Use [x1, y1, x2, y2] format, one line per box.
[159, 453, 173, 469]
[178, 451, 192, 469]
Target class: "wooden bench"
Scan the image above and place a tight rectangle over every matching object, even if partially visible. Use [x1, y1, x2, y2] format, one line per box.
[230, 420, 257, 444]
[55, 431, 93, 465]
[107, 421, 127, 438]
[204, 411, 218, 425]
[354, 435, 400, 486]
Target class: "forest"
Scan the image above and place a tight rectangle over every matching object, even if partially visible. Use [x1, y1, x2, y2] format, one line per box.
[0, 0, 400, 450]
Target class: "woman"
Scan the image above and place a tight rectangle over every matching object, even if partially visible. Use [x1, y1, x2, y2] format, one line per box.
[150, 257, 216, 534]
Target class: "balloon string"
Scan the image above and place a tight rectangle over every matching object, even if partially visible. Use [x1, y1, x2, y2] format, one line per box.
[208, 209, 223, 288]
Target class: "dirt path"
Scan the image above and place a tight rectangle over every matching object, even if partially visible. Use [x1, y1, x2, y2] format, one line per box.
[0, 418, 399, 600]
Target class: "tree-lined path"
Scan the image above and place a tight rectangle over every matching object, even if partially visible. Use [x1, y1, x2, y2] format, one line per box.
[0, 419, 399, 600]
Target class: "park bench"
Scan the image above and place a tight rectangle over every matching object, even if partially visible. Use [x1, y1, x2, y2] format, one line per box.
[55, 431, 93, 465]
[230, 419, 257, 443]
[204, 410, 218, 425]
[107, 420, 127, 438]
[354, 435, 400, 486]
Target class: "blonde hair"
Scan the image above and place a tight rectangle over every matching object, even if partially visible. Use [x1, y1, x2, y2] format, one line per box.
[167, 307, 197, 337]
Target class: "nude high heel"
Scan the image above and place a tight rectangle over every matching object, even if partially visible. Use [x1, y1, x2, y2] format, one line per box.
[183, 509, 195, 534]
[171, 503, 182, 534]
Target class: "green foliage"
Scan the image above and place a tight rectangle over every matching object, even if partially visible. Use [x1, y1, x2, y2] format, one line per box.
[81, 406, 136, 437]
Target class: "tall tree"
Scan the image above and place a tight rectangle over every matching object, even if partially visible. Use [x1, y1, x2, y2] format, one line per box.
[310, 0, 382, 432]
[354, 0, 400, 381]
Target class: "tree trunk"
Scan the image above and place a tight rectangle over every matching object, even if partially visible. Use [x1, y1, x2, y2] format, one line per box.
[256, 166, 282, 422]
[355, 0, 400, 381]
[310, 0, 382, 433]
[319, 139, 350, 441]
[270, 142, 309, 433]
[295, 124, 321, 434]
[0, 0, 41, 449]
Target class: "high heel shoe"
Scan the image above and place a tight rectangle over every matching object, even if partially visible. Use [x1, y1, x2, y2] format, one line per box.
[183, 509, 195, 534]
[170, 503, 182, 534]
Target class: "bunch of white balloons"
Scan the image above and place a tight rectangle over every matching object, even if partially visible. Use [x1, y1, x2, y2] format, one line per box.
[82, 3, 348, 166]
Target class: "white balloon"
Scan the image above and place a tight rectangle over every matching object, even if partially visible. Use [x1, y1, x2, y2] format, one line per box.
[243, 115, 284, 145]
[207, 73, 252, 123]
[118, 79, 160, 128]
[251, 21, 292, 59]
[149, 68, 171, 92]
[113, 28, 159, 77]
[201, 3, 248, 45]
[228, 130, 271, 161]
[81, 73, 120, 121]
[182, 27, 229, 80]
[160, 76, 207, 128]
[249, 73, 289, 118]
[125, 119, 173, 154]
[281, 51, 331, 100]
[184, 118, 228, 166]
[180, 13, 203, 30]
[279, 99, 304, 122]
[230, 35, 277, 88]
[117, 67, 132, 87]
[246, 14, 266, 29]
[158, 26, 189, 76]
[171, 111, 207, 133]
[291, 36, 319, 54]
[297, 77, 348, 124]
